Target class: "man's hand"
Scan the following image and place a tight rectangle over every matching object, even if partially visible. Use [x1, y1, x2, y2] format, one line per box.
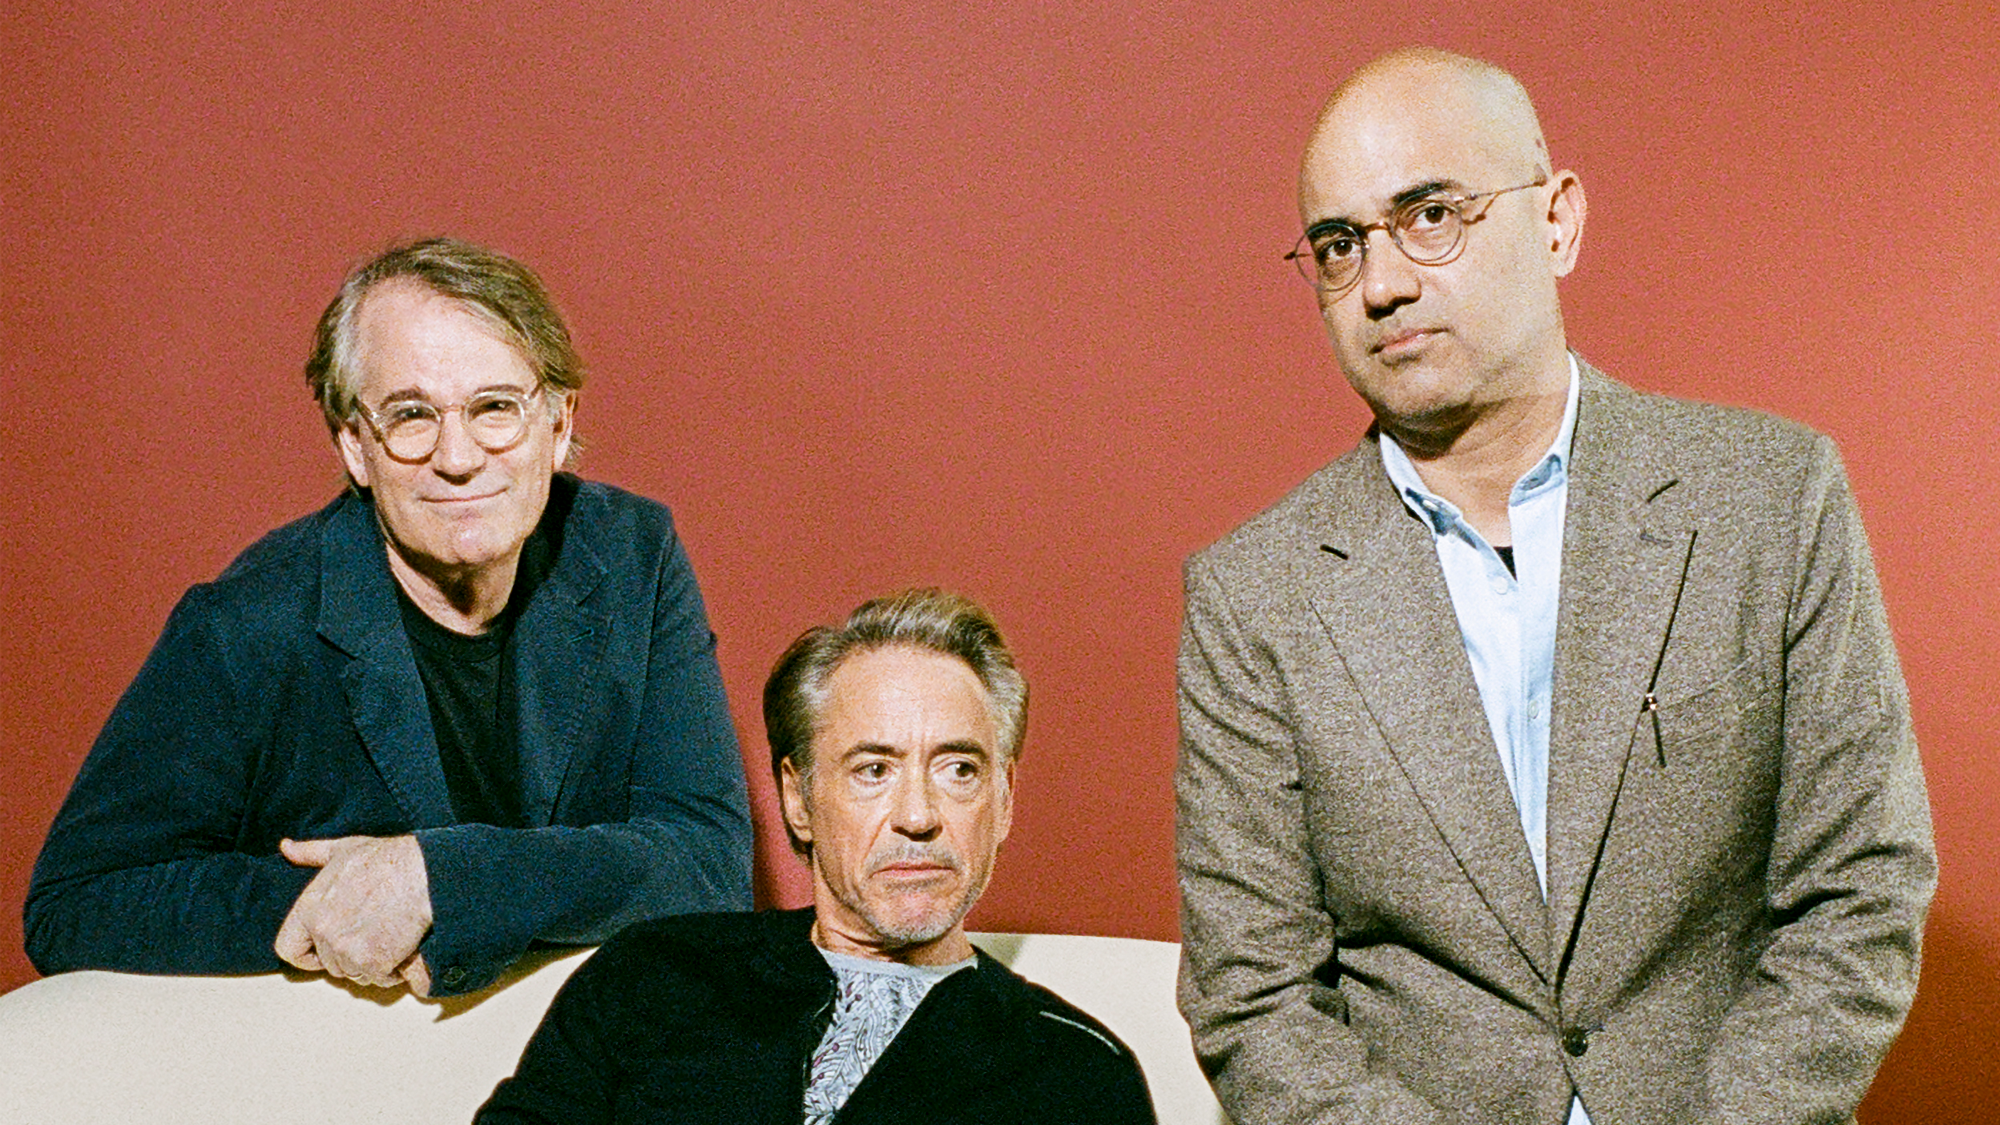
[274, 835, 435, 993]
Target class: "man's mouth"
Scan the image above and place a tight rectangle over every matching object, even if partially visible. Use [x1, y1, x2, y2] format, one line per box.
[1371, 327, 1438, 357]
[425, 489, 503, 506]
[871, 849, 959, 879]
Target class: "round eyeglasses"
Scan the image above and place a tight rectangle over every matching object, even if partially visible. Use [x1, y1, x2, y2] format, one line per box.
[351, 388, 550, 462]
[1285, 176, 1548, 295]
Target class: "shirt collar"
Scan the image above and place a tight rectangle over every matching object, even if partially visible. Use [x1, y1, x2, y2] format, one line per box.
[818, 947, 976, 980]
[1380, 354, 1581, 534]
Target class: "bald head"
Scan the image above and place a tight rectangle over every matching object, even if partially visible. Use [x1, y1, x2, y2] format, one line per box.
[1292, 47, 1586, 448]
[1304, 48, 1550, 212]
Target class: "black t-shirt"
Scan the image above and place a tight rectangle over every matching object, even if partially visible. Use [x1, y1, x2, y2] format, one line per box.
[395, 530, 554, 828]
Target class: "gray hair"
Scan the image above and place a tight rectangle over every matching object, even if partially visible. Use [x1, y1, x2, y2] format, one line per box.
[304, 237, 584, 446]
[763, 589, 1028, 854]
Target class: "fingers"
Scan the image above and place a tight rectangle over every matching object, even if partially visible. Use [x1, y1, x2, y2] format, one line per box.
[329, 944, 410, 989]
[273, 835, 434, 990]
[311, 910, 427, 988]
[273, 906, 323, 971]
[279, 837, 343, 868]
[274, 857, 335, 970]
[311, 916, 421, 988]
[401, 953, 432, 998]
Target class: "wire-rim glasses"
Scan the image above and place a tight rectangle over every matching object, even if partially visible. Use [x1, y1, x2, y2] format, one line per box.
[350, 388, 552, 462]
[1285, 175, 1549, 295]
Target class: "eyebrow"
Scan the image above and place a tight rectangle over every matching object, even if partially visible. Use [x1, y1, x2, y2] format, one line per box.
[372, 383, 535, 406]
[1308, 180, 1463, 234]
[839, 740, 992, 761]
[1392, 180, 1458, 206]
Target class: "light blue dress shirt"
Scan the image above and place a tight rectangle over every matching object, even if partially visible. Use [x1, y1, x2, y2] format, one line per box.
[1379, 358, 1592, 1125]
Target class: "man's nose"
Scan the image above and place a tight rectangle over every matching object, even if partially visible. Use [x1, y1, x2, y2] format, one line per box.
[889, 774, 942, 838]
[1358, 231, 1422, 318]
[429, 409, 485, 477]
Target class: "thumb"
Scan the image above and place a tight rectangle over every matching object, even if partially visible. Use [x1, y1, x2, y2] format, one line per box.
[401, 953, 432, 998]
[279, 837, 337, 867]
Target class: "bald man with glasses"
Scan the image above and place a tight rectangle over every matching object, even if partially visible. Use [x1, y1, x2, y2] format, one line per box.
[28, 237, 752, 998]
[1176, 48, 1933, 1125]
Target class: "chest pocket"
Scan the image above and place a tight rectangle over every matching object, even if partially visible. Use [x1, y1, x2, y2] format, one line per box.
[1645, 657, 1779, 766]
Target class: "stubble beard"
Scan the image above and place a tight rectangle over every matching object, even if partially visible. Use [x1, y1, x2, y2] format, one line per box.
[858, 855, 990, 948]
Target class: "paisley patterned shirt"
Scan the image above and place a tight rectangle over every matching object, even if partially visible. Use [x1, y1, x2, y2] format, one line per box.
[801, 949, 975, 1124]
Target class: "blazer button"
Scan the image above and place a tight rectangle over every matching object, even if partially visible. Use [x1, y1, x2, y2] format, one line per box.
[1562, 1028, 1589, 1057]
[442, 966, 466, 986]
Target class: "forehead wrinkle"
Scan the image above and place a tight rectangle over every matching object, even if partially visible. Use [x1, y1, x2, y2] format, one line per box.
[835, 736, 990, 759]
[1309, 178, 1465, 231]
[351, 281, 530, 396]
[815, 645, 999, 767]
[372, 380, 536, 406]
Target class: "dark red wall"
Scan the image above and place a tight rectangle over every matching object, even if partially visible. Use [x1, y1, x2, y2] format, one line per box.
[4, 3, 1994, 1117]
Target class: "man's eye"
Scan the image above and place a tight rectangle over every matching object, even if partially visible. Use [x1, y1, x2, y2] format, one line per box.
[1405, 201, 1455, 230]
[854, 761, 889, 781]
[1314, 231, 1362, 261]
[469, 396, 526, 421]
[383, 404, 437, 426]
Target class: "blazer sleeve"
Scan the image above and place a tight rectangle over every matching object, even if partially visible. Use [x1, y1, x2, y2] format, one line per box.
[1175, 555, 1450, 1125]
[24, 587, 318, 975]
[413, 511, 753, 996]
[1702, 437, 1935, 1122]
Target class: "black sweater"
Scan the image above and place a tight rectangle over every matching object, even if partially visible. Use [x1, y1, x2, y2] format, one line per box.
[478, 909, 1158, 1124]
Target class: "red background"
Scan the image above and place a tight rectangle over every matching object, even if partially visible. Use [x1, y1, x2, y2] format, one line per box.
[3, 2, 1994, 1117]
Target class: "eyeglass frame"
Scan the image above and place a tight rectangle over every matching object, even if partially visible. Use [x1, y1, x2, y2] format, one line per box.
[1284, 174, 1550, 296]
[347, 385, 561, 463]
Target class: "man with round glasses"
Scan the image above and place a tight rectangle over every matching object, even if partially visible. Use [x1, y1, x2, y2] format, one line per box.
[27, 237, 752, 998]
[1176, 48, 1932, 1125]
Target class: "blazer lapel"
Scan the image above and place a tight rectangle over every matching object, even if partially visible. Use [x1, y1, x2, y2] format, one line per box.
[316, 496, 457, 830]
[509, 509, 611, 826]
[1544, 366, 1695, 978]
[1301, 444, 1554, 983]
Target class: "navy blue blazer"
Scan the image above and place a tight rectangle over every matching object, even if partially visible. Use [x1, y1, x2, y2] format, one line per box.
[27, 474, 753, 996]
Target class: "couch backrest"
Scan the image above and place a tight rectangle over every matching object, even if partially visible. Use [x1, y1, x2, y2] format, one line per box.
[970, 932, 1227, 1125]
[0, 934, 1225, 1124]
[0, 946, 591, 1125]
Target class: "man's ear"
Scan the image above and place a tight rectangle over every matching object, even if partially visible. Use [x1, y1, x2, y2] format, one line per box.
[994, 760, 1016, 846]
[547, 392, 576, 469]
[1547, 169, 1586, 278]
[337, 423, 372, 489]
[778, 757, 815, 848]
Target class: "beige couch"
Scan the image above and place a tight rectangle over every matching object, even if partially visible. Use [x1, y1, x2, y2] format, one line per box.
[0, 933, 1225, 1124]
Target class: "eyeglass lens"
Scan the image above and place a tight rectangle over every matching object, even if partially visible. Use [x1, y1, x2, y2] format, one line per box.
[377, 393, 533, 460]
[1295, 197, 1467, 291]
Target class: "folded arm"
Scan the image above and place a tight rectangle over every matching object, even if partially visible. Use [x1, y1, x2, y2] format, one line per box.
[28, 515, 752, 998]
[26, 589, 318, 976]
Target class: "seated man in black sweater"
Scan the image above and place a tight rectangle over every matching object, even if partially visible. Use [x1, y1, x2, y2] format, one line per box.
[478, 589, 1157, 1124]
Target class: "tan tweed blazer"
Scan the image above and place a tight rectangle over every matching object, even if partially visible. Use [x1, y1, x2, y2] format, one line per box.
[1176, 363, 1933, 1125]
